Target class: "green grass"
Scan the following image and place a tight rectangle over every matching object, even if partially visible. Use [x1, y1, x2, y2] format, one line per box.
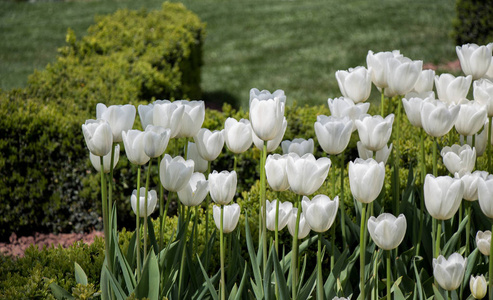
[0, 0, 457, 108]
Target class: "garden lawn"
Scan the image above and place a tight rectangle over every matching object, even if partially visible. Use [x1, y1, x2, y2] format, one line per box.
[0, 0, 456, 108]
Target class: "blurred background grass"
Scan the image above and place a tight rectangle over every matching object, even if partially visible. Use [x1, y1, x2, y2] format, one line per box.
[0, 0, 457, 108]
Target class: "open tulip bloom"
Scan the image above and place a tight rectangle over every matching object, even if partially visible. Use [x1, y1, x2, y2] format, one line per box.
[82, 119, 113, 157]
[455, 102, 487, 137]
[281, 138, 314, 156]
[456, 43, 493, 80]
[175, 100, 206, 138]
[433, 253, 467, 292]
[328, 97, 369, 132]
[335, 66, 372, 103]
[420, 99, 460, 138]
[386, 56, 423, 96]
[194, 128, 225, 161]
[435, 73, 472, 106]
[314, 115, 353, 155]
[355, 114, 394, 152]
[177, 172, 209, 207]
[96, 103, 136, 143]
[286, 153, 331, 196]
[441, 144, 476, 177]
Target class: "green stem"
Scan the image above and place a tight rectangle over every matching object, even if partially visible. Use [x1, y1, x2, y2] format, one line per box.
[194, 206, 199, 257]
[136, 166, 141, 280]
[184, 137, 189, 159]
[489, 221, 493, 300]
[416, 129, 426, 258]
[340, 151, 347, 248]
[178, 206, 191, 298]
[466, 202, 471, 257]
[395, 96, 402, 215]
[234, 154, 238, 174]
[387, 250, 391, 300]
[159, 154, 164, 251]
[433, 137, 438, 177]
[360, 203, 368, 299]
[275, 198, 280, 255]
[261, 142, 268, 272]
[435, 220, 442, 258]
[488, 117, 492, 174]
[381, 89, 385, 116]
[220, 205, 226, 300]
[100, 156, 112, 273]
[205, 161, 212, 270]
[291, 196, 302, 300]
[108, 143, 116, 223]
[330, 159, 336, 269]
[144, 159, 152, 259]
[317, 233, 324, 300]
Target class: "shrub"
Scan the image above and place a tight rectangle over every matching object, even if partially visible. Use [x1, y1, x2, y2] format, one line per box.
[452, 0, 493, 45]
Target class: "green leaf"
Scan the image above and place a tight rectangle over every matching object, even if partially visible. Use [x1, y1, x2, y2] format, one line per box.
[49, 282, 74, 300]
[147, 216, 159, 255]
[270, 246, 291, 300]
[135, 250, 160, 300]
[103, 266, 127, 300]
[234, 264, 249, 300]
[443, 215, 468, 256]
[112, 231, 137, 293]
[245, 214, 264, 298]
[74, 262, 88, 285]
[197, 255, 219, 300]
[432, 283, 446, 300]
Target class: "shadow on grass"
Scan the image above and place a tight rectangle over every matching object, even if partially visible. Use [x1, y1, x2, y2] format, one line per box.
[202, 90, 240, 111]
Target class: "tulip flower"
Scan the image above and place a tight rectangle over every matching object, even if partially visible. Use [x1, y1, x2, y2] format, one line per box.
[301, 195, 339, 233]
[252, 117, 288, 152]
[456, 171, 490, 201]
[411, 69, 435, 94]
[249, 88, 286, 141]
[478, 177, 493, 218]
[386, 56, 423, 96]
[265, 199, 292, 231]
[367, 213, 407, 250]
[213, 203, 240, 234]
[402, 96, 434, 128]
[159, 154, 194, 192]
[96, 103, 136, 142]
[208, 170, 237, 205]
[456, 43, 493, 80]
[175, 100, 206, 138]
[355, 114, 394, 152]
[287, 207, 311, 239]
[435, 73, 472, 105]
[348, 158, 385, 203]
[177, 172, 209, 207]
[82, 119, 113, 157]
[420, 99, 460, 137]
[328, 97, 370, 132]
[187, 142, 208, 173]
[335, 66, 372, 103]
[470, 275, 487, 299]
[89, 144, 120, 173]
[441, 144, 476, 177]
[143, 125, 171, 158]
[356, 141, 392, 164]
[194, 128, 224, 161]
[223, 118, 252, 154]
[265, 154, 290, 192]
[314, 115, 353, 155]
[122, 129, 150, 165]
[131, 187, 157, 217]
[455, 102, 487, 137]
[424, 174, 464, 220]
[152, 100, 185, 138]
[281, 138, 314, 156]
[460, 126, 488, 156]
[433, 253, 467, 291]
[474, 79, 493, 117]
[366, 50, 402, 89]
[476, 231, 491, 256]
[286, 153, 331, 196]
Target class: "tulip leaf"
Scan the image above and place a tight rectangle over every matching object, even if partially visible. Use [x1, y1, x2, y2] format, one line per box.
[244, 214, 264, 297]
[49, 282, 74, 300]
[125, 231, 137, 270]
[100, 259, 111, 300]
[432, 283, 446, 300]
[462, 248, 479, 289]
[324, 247, 349, 299]
[298, 260, 317, 300]
[197, 255, 219, 300]
[234, 264, 249, 300]
[74, 262, 88, 286]
[393, 284, 406, 300]
[270, 246, 290, 300]
[412, 257, 424, 300]
[442, 214, 468, 256]
[147, 216, 159, 255]
[112, 230, 136, 293]
[135, 250, 159, 300]
[103, 266, 127, 300]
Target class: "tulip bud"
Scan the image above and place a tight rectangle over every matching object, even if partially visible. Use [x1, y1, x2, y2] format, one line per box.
[470, 275, 487, 299]
[328, 97, 369, 132]
[209, 170, 237, 205]
[213, 204, 240, 233]
[175, 100, 206, 138]
[314, 115, 353, 155]
[478, 178, 493, 218]
[194, 128, 224, 161]
[435, 73, 472, 105]
[152, 100, 185, 138]
[252, 117, 288, 152]
[265, 154, 290, 192]
[143, 125, 171, 158]
[223, 118, 252, 154]
[386, 56, 423, 96]
[476, 231, 491, 256]
[424, 175, 464, 220]
[122, 129, 150, 165]
[356, 142, 392, 165]
[348, 158, 385, 203]
[82, 119, 113, 157]
[335, 66, 372, 103]
[412, 69, 435, 94]
[355, 114, 394, 152]
[433, 253, 467, 291]
[249, 88, 286, 141]
[367, 213, 406, 250]
[402, 96, 433, 128]
[473, 78, 493, 117]
[455, 102, 487, 137]
[421, 99, 460, 137]
[456, 171, 490, 201]
[187, 142, 208, 173]
[366, 50, 402, 89]
[131, 187, 157, 218]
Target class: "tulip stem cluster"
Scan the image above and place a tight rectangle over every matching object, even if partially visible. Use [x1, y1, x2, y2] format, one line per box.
[394, 96, 402, 215]
[178, 207, 192, 299]
[291, 195, 302, 300]
[261, 142, 268, 272]
[100, 156, 112, 273]
[143, 159, 153, 260]
[219, 206, 226, 300]
[158, 154, 165, 250]
[135, 166, 142, 280]
[386, 250, 391, 300]
[340, 151, 347, 248]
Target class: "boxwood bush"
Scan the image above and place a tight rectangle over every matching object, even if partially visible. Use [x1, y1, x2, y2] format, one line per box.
[452, 0, 493, 45]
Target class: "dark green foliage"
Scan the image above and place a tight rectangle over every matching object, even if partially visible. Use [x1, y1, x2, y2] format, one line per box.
[452, 0, 493, 45]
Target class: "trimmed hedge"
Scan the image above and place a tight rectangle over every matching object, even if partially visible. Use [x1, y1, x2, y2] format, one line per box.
[452, 0, 493, 45]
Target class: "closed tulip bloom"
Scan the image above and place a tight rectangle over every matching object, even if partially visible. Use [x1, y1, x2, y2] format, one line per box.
[412, 69, 435, 94]
[328, 97, 370, 132]
[476, 231, 491, 256]
[175, 100, 206, 138]
[424, 175, 464, 220]
[213, 203, 240, 233]
[223, 118, 252, 154]
[265, 154, 290, 192]
[209, 170, 237, 205]
[470, 275, 487, 299]
[457, 43, 493, 80]
[335, 66, 372, 103]
[194, 128, 224, 161]
[367, 213, 407, 250]
[252, 117, 287, 152]
[281, 138, 314, 156]
[138, 102, 155, 129]
[433, 253, 467, 291]
[355, 114, 394, 152]
[402, 96, 434, 128]
[96, 103, 136, 143]
[286, 153, 331, 196]
[302, 195, 339, 233]
[143, 125, 171, 158]
[249, 88, 286, 141]
[152, 100, 185, 138]
[478, 178, 493, 218]
[455, 102, 487, 136]
[421, 99, 460, 137]
[456, 171, 490, 201]
[131, 187, 158, 218]
[348, 158, 385, 203]
[485, 57, 493, 81]
[82, 119, 113, 156]
[435, 73, 472, 105]
[177, 172, 209, 207]
[356, 141, 392, 164]
[187, 142, 208, 173]
[315, 115, 353, 155]
[287, 208, 311, 239]
[89, 144, 120, 173]
[366, 50, 402, 89]
[122, 130, 150, 165]
[387, 56, 423, 96]
[474, 79, 493, 117]
[265, 199, 293, 231]
[441, 144, 476, 177]
[159, 154, 194, 192]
